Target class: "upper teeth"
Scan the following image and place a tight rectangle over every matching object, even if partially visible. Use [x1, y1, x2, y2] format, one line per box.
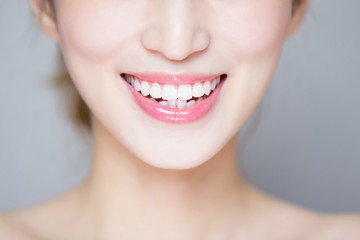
[125, 75, 221, 101]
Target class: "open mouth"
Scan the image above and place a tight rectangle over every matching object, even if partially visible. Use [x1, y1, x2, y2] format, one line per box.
[122, 73, 226, 109]
[121, 73, 227, 123]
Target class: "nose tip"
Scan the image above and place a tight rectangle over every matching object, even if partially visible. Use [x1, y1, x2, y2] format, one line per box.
[141, 27, 210, 61]
[140, 1, 210, 62]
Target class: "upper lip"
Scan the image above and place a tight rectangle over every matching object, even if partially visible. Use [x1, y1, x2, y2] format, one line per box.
[125, 72, 222, 85]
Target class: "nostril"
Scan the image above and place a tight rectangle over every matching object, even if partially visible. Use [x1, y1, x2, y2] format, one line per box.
[193, 29, 211, 52]
[161, 29, 210, 61]
[140, 22, 210, 61]
[141, 27, 162, 53]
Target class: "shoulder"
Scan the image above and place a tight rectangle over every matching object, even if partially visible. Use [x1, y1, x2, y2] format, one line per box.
[0, 189, 85, 240]
[250, 190, 360, 239]
[0, 203, 64, 240]
[0, 214, 33, 240]
[279, 211, 360, 240]
[309, 214, 360, 240]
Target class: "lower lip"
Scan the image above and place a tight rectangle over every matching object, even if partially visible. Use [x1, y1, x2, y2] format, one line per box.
[124, 78, 224, 123]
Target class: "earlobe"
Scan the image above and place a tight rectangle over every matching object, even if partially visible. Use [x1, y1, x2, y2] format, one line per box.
[286, 0, 309, 38]
[29, 0, 59, 42]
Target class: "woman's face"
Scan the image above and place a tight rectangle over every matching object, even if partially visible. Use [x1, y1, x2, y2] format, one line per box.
[51, 0, 293, 169]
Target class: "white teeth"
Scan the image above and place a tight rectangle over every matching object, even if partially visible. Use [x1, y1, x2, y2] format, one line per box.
[141, 81, 150, 96]
[159, 101, 168, 107]
[150, 83, 162, 99]
[177, 100, 187, 109]
[177, 84, 193, 100]
[168, 100, 177, 109]
[134, 79, 141, 92]
[162, 85, 177, 101]
[203, 81, 211, 95]
[127, 74, 223, 108]
[211, 79, 216, 91]
[186, 100, 196, 107]
[193, 83, 204, 98]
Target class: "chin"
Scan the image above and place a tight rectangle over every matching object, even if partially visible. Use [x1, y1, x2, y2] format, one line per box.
[138, 147, 215, 170]
[126, 133, 222, 170]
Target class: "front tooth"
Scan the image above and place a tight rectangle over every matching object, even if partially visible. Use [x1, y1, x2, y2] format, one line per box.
[177, 100, 187, 109]
[134, 79, 141, 92]
[203, 81, 211, 95]
[131, 77, 135, 87]
[177, 85, 193, 100]
[193, 83, 204, 98]
[150, 83, 162, 99]
[168, 100, 177, 108]
[162, 85, 177, 101]
[141, 81, 150, 96]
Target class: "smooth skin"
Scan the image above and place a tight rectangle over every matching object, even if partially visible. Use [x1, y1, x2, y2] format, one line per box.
[1, 0, 360, 239]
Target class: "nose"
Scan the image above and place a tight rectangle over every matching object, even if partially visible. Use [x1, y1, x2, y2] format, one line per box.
[141, 0, 210, 61]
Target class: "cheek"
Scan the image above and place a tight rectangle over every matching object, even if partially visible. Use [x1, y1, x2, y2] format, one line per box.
[214, 3, 291, 59]
[56, 2, 144, 60]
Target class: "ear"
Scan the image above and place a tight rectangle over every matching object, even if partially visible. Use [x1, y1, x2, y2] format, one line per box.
[286, 0, 309, 37]
[29, 0, 59, 42]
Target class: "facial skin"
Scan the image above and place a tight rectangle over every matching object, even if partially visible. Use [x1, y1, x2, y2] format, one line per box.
[35, 0, 298, 169]
[18, 2, 360, 239]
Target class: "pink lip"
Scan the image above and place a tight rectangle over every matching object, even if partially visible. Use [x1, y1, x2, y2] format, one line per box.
[128, 72, 220, 85]
[123, 74, 225, 123]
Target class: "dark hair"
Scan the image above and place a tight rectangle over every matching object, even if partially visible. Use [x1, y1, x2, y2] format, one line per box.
[49, 0, 300, 130]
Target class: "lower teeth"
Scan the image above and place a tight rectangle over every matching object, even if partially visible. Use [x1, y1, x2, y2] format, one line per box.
[148, 96, 206, 109]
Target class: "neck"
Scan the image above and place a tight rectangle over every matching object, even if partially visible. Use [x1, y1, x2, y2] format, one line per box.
[78, 117, 251, 238]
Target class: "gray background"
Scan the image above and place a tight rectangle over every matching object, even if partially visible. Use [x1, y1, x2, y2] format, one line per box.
[1, 0, 359, 213]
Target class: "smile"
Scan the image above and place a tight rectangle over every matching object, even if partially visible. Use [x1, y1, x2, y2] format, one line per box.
[121, 73, 226, 123]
